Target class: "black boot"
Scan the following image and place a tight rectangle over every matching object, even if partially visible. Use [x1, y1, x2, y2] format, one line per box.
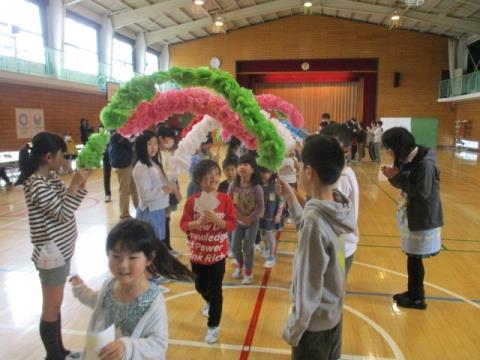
[40, 319, 64, 360]
[56, 314, 70, 357]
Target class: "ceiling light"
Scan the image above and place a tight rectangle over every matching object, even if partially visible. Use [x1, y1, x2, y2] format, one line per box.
[404, 0, 424, 6]
[214, 14, 224, 27]
[193, 0, 204, 5]
[303, 0, 313, 7]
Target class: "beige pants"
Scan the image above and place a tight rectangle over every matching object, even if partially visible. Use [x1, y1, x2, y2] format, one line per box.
[115, 165, 139, 219]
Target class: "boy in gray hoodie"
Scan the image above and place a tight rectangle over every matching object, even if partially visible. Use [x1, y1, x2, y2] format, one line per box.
[277, 134, 355, 360]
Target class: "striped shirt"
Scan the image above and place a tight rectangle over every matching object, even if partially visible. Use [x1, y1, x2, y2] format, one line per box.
[23, 172, 87, 265]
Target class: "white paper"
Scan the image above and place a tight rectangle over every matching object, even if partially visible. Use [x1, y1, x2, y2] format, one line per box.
[194, 191, 219, 214]
[84, 325, 115, 360]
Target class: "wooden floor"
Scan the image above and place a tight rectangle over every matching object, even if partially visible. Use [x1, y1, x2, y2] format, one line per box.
[0, 148, 479, 360]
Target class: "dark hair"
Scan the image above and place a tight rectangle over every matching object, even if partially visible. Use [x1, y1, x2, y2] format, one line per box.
[202, 133, 213, 145]
[320, 123, 352, 147]
[222, 156, 237, 170]
[258, 166, 277, 183]
[135, 131, 161, 168]
[377, 121, 383, 127]
[321, 113, 331, 120]
[16, 132, 67, 185]
[193, 159, 221, 187]
[106, 219, 192, 281]
[382, 127, 416, 165]
[301, 134, 344, 185]
[234, 154, 260, 186]
[157, 126, 175, 138]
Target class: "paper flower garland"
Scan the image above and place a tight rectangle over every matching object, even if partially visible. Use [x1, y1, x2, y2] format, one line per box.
[280, 120, 310, 141]
[76, 130, 110, 169]
[100, 67, 284, 170]
[255, 94, 304, 127]
[120, 88, 256, 149]
[170, 115, 220, 177]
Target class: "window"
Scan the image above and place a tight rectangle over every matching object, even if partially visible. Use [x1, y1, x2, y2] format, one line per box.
[0, 0, 44, 63]
[64, 16, 98, 75]
[112, 37, 134, 82]
[145, 51, 159, 75]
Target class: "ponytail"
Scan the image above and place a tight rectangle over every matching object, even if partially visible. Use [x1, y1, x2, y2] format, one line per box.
[149, 241, 193, 282]
[16, 132, 66, 185]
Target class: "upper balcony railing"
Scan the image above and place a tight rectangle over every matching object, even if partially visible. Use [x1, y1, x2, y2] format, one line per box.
[439, 70, 480, 99]
[0, 33, 143, 88]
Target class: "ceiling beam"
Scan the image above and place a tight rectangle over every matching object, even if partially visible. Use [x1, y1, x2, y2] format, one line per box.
[111, 0, 192, 29]
[146, 0, 300, 44]
[63, 0, 86, 6]
[317, 0, 480, 34]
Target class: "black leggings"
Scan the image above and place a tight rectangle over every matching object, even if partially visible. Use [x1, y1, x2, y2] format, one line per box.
[407, 256, 425, 301]
[191, 258, 226, 328]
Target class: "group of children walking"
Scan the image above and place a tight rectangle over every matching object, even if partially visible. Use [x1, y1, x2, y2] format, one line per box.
[18, 115, 442, 359]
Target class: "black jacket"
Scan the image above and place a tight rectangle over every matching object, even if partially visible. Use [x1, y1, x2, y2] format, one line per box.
[389, 147, 443, 231]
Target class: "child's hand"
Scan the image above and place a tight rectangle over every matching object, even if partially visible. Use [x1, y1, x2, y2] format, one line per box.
[99, 339, 125, 360]
[188, 220, 203, 230]
[68, 275, 84, 287]
[381, 166, 399, 179]
[274, 213, 282, 224]
[203, 210, 225, 228]
[275, 178, 295, 203]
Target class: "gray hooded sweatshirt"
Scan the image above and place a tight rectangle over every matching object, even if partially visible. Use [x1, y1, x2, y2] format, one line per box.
[283, 190, 355, 347]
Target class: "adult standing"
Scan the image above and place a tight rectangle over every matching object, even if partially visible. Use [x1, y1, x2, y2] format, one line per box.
[108, 131, 139, 219]
[79, 118, 93, 145]
[372, 121, 383, 163]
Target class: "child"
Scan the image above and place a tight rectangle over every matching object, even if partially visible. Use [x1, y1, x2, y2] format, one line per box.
[276, 134, 354, 359]
[227, 155, 264, 285]
[63, 133, 78, 173]
[321, 123, 360, 278]
[180, 159, 236, 344]
[132, 131, 173, 243]
[187, 134, 215, 197]
[381, 127, 443, 310]
[70, 219, 192, 359]
[157, 126, 182, 256]
[279, 151, 299, 190]
[218, 156, 237, 193]
[258, 166, 285, 268]
[17, 131, 90, 359]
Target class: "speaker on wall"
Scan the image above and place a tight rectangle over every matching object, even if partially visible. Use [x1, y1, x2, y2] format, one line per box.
[393, 72, 401, 87]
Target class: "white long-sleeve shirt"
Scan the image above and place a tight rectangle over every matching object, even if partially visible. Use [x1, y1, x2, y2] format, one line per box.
[132, 162, 169, 211]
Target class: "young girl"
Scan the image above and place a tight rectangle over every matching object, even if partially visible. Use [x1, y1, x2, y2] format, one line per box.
[132, 131, 173, 244]
[180, 159, 236, 344]
[228, 155, 264, 284]
[258, 166, 285, 268]
[17, 131, 90, 359]
[381, 127, 443, 310]
[70, 219, 192, 359]
[187, 134, 215, 197]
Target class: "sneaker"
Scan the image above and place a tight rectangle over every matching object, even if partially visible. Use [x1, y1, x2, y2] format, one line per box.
[393, 291, 410, 302]
[205, 326, 219, 344]
[65, 351, 82, 359]
[150, 275, 171, 285]
[157, 285, 171, 294]
[242, 275, 253, 285]
[104, 195, 111, 203]
[169, 249, 181, 257]
[202, 303, 210, 318]
[395, 296, 427, 310]
[254, 244, 261, 252]
[264, 256, 275, 268]
[232, 267, 242, 279]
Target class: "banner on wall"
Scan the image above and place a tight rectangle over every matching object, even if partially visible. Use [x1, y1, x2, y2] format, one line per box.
[15, 108, 45, 139]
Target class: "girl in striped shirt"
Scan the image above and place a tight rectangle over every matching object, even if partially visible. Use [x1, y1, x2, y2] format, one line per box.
[17, 132, 90, 359]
